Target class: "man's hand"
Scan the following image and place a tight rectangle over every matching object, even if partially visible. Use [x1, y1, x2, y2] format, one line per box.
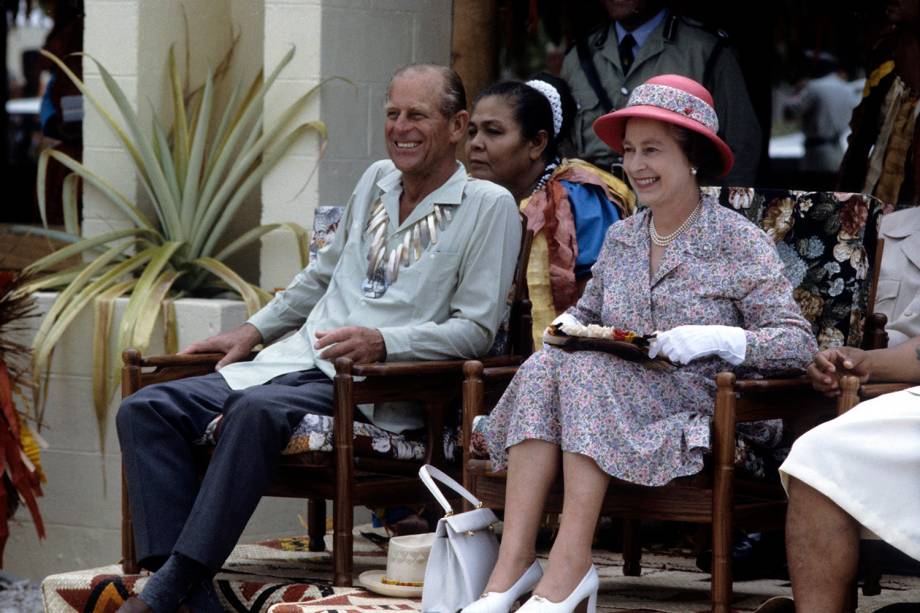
[314, 326, 386, 364]
[806, 346, 871, 396]
[180, 323, 263, 370]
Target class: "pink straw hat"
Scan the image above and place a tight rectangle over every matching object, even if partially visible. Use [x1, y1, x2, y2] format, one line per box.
[592, 74, 734, 177]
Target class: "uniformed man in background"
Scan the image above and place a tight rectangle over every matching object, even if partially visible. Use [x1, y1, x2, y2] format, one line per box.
[561, 0, 762, 186]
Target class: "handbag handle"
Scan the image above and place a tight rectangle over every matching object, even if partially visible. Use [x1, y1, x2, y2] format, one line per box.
[419, 464, 484, 515]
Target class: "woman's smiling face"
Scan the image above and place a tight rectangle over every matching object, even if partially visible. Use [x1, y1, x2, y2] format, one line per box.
[621, 117, 696, 210]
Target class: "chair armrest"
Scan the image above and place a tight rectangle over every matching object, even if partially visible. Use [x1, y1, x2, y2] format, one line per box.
[716, 373, 839, 424]
[860, 381, 915, 399]
[348, 355, 524, 377]
[124, 350, 224, 368]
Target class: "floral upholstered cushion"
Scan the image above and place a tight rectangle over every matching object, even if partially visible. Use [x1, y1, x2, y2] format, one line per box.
[703, 187, 884, 349]
[197, 413, 463, 460]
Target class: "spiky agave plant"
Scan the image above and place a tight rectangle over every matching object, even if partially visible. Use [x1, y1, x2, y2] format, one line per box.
[21, 45, 330, 450]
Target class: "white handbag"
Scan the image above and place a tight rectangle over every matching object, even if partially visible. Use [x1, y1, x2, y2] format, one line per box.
[419, 464, 499, 613]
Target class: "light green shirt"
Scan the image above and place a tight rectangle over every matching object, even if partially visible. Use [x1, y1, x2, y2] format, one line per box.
[219, 160, 522, 431]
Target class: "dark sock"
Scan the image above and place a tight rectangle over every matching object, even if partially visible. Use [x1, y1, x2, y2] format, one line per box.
[183, 580, 223, 613]
[139, 553, 209, 612]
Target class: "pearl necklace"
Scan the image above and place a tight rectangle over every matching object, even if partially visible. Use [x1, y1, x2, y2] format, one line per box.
[649, 201, 702, 247]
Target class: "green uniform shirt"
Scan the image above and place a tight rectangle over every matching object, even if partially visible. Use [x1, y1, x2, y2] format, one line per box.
[561, 15, 761, 186]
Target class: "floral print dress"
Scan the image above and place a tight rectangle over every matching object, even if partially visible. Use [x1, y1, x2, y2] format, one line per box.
[484, 194, 818, 486]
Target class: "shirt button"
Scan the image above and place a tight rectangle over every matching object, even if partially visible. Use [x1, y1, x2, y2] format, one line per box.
[620, 87, 629, 95]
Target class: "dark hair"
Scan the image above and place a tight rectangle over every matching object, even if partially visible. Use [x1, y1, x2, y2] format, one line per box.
[667, 125, 724, 182]
[389, 63, 467, 118]
[473, 72, 576, 162]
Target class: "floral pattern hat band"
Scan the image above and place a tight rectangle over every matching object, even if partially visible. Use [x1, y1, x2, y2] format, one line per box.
[593, 74, 734, 177]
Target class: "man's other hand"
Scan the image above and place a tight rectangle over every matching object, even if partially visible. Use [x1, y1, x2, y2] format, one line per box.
[314, 327, 386, 364]
[180, 323, 263, 370]
[806, 346, 871, 396]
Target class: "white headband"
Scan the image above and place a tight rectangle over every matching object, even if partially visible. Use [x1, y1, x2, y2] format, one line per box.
[525, 79, 563, 137]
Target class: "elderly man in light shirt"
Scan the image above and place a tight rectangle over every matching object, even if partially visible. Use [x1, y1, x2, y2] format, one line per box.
[115, 63, 522, 613]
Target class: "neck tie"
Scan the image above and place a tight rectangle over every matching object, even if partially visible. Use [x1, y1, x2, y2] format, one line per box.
[619, 33, 636, 74]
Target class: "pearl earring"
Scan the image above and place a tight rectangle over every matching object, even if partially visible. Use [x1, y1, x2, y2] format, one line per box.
[690, 167, 698, 176]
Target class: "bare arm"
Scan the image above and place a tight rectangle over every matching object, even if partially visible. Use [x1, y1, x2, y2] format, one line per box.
[807, 337, 920, 396]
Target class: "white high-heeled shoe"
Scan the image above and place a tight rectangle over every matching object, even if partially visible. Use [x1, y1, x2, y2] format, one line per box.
[516, 565, 599, 613]
[461, 560, 543, 613]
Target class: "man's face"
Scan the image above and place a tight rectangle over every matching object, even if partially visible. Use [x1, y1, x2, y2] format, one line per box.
[384, 71, 464, 180]
[602, 0, 661, 28]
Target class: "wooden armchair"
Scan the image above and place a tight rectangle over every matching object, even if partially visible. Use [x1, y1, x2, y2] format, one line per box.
[119, 224, 534, 587]
[461, 188, 887, 613]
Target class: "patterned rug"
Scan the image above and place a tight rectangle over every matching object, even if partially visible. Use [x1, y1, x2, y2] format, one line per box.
[40, 526, 920, 613]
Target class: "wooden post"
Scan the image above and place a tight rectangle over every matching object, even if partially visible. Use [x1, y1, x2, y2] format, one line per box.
[451, 0, 499, 105]
[451, 0, 498, 164]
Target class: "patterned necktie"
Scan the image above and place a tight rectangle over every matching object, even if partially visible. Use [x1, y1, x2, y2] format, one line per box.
[619, 33, 636, 74]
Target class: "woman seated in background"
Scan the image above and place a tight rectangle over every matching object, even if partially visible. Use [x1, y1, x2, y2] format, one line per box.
[465, 75, 817, 613]
[466, 75, 635, 347]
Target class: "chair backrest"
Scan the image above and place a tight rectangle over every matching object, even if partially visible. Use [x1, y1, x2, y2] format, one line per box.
[702, 187, 885, 349]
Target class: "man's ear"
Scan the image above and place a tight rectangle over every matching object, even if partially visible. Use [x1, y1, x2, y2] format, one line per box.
[448, 110, 470, 144]
[529, 130, 549, 161]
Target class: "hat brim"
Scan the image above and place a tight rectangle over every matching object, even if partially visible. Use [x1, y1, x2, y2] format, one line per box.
[593, 106, 734, 177]
[358, 570, 424, 598]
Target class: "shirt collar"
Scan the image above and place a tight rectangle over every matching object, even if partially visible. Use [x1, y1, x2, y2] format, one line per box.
[376, 161, 467, 232]
[376, 160, 467, 207]
[615, 9, 667, 49]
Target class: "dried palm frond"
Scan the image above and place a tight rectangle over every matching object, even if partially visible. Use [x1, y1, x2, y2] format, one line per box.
[0, 271, 44, 566]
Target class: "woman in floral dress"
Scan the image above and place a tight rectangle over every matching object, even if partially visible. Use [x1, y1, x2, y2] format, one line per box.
[464, 75, 818, 613]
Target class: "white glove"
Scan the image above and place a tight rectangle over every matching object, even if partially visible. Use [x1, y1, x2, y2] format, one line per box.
[648, 325, 747, 365]
[551, 312, 582, 328]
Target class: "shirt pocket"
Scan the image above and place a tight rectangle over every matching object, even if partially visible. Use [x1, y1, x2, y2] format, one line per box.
[875, 278, 900, 313]
[414, 251, 462, 318]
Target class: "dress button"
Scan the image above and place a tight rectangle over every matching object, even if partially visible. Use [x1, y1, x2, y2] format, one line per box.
[620, 86, 629, 95]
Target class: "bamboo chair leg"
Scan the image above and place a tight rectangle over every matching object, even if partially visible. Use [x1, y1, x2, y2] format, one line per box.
[622, 519, 642, 576]
[711, 373, 737, 613]
[308, 499, 326, 552]
[122, 467, 140, 574]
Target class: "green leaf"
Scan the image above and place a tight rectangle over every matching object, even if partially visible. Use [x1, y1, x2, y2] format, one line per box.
[180, 69, 214, 231]
[115, 242, 184, 354]
[61, 173, 81, 236]
[169, 46, 191, 190]
[192, 257, 270, 315]
[91, 279, 135, 454]
[202, 122, 322, 257]
[31, 250, 156, 391]
[213, 222, 309, 269]
[38, 50, 145, 172]
[25, 227, 153, 275]
[83, 52, 183, 238]
[37, 148, 155, 231]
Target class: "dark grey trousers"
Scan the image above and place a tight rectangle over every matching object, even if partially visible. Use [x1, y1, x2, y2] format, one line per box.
[116, 368, 336, 572]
